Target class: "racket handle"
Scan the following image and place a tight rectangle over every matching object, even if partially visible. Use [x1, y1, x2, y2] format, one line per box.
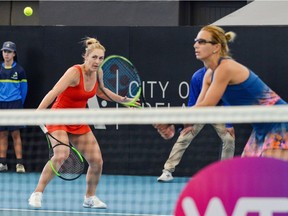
[39, 124, 48, 133]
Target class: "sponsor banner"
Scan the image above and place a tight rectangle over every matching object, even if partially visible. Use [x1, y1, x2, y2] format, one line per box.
[175, 157, 288, 216]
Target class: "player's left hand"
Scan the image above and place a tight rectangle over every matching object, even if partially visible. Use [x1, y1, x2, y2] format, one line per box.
[180, 124, 194, 136]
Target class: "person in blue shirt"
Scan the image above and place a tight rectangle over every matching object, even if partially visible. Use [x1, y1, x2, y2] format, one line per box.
[182, 25, 288, 161]
[156, 66, 235, 182]
[0, 41, 28, 173]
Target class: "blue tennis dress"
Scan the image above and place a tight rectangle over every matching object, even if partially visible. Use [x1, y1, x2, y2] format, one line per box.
[221, 70, 288, 156]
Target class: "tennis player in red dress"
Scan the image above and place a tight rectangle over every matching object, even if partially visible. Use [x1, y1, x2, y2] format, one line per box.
[29, 37, 134, 209]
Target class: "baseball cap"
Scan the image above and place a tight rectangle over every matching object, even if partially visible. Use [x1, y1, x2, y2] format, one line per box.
[1, 41, 16, 52]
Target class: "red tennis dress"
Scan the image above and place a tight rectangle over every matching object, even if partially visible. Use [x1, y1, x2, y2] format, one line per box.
[46, 65, 98, 134]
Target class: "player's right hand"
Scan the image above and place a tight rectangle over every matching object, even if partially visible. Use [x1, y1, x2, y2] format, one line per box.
[153, 124, 175, 140]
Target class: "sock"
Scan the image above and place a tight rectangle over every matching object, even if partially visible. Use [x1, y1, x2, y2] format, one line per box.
[0, 158, 7, 165]
[16, 158, 24, 165]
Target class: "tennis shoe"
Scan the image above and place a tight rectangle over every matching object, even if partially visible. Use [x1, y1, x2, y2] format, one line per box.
[157, 169, 173, 182]
[16, 163, 25, 173]
[28, 192, 42, 208]
[83, 196, 107, 209]
[0, 163, 8, 172]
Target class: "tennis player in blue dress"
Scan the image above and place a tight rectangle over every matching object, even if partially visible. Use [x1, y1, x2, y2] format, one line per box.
[183, 25, 288, 160]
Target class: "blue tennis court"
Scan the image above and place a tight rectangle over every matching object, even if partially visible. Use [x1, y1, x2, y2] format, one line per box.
[0, 172, 190, 216]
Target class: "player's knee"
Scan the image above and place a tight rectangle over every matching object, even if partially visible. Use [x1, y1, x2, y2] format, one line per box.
[222, 131, 235, 144]
[88, 155, 103, 168]
[0, 131, 9, 138]
[53, 152, 69, 164]
[226, 134, 235, 146]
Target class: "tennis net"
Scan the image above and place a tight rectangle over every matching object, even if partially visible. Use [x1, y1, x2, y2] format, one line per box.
[0, 106, 287, 216]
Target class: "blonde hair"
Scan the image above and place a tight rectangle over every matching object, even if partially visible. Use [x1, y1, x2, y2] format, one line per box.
[82, 37, 106, 58]
[201, 25, 236, 57]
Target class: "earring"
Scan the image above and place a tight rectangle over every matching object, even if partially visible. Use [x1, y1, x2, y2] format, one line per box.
[212, 51, 216, 54]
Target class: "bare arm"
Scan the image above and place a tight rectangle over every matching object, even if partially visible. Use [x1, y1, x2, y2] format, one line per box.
[196, 65, 231, 107]
[196, 68, 213, 105]
[181, 66, 231, 135]
[179, 69, 213, 133]
[38, 67, 79, 109]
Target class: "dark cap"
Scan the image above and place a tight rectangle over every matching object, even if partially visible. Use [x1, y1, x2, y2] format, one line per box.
[1, 41, 16, 52]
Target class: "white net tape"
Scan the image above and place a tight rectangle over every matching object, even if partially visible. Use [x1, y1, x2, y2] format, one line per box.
[0, 105, 288, 125]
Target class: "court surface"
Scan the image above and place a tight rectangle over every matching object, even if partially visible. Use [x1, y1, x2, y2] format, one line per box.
[0, 173, 190, 216]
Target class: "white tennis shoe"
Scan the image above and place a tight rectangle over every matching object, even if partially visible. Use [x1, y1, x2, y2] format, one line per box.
[83, 196, 107, 209]
[16, 164, 25, 173]
[0, 163, 8, 172]
[28, 192, 42, 208]
[157, 169, 174, 182]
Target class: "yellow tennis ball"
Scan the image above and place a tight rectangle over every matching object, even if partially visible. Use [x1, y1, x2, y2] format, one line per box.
[24, 7, 33, 17]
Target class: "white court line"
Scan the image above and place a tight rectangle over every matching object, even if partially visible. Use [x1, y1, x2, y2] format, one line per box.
[0, 208, 172, 216]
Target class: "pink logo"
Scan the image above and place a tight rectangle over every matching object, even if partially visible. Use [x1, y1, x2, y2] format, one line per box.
[175, 157, 288, 216]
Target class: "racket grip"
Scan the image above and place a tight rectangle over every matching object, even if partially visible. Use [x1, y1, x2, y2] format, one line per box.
[39, 124, 48, 133]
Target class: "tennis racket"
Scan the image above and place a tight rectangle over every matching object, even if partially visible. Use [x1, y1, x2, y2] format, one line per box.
[99, 55, 147, 108]
[39, 125, 85, 181]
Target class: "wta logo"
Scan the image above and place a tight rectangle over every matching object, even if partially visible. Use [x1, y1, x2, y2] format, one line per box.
[175, 157, 288, 216]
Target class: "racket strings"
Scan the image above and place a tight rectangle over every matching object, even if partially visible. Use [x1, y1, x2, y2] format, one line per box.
[58, 148, 85, 180]
[49, 143, 85, 180]
[103, 58, 141, 98]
